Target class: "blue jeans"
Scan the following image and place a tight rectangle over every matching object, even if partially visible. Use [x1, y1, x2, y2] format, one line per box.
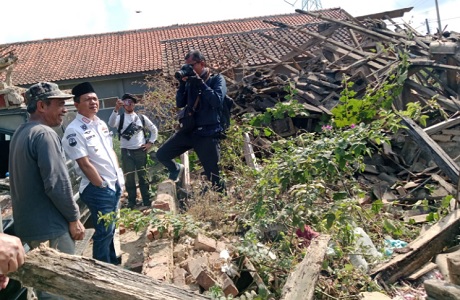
[81, 182, 120, 264]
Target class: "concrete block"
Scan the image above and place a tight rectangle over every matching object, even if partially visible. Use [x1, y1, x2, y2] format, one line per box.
[221, 273, 239, 297]
[194, 233, 217, 252]
[188, 256, 217, 290]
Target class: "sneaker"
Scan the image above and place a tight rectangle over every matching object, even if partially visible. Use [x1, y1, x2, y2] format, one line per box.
[169, 163, 184, 182]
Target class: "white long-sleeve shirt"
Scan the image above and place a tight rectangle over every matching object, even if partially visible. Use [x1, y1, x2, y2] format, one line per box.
[108, 111, 158, 150]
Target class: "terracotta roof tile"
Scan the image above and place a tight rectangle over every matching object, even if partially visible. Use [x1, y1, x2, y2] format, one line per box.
[2, 8, 349, 86]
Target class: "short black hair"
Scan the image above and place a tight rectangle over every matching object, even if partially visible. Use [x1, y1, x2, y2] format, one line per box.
[185, 49, 206, 62]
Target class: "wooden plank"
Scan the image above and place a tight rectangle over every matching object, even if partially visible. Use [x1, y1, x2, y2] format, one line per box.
[322, 43, 387, 71]
[424, 116, 460, 135]
[243, 132, 260, 171]
[297, 10, 401, 44]
[280, 235, 330, 300]
[348, 29, 362, 50]
[406, 262, 438, 280]
[401, 117, 459, 184]
[409, 59, 460, 71]
[277, 23, 340, 62]
[9, 246, 209, 300]
[265, 19, 391, 68]
[356, 7, 413, 21]
[370, 209, 460, 284]
[431, 174, 455, 194]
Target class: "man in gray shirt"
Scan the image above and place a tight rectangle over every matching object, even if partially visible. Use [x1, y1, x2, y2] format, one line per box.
[9, 82, 85, 299]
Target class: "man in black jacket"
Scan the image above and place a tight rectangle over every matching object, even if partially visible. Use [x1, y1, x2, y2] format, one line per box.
[156, 50, 226, 192]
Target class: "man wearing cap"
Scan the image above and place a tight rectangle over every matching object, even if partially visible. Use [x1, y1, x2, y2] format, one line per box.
[108, 93, 158, 209]
[63, 82, 124, 265]
[9, 82, 85, 299]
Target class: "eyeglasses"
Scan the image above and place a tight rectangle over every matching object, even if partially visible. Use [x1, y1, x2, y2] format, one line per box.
[189, 61, 200, 67]
[123, 99, 134, 105]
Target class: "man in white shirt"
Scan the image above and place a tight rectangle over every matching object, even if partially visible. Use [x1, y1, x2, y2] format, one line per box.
[108, 93, 158, 209]
[63, 82, 124, 264]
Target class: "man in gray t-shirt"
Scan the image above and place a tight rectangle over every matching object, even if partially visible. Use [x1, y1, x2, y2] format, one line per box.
[9, 82, 85, 299]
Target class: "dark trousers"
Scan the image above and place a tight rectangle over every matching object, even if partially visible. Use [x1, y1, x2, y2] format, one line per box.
[156, 131, 224, 191]
[121, 148, 150, 205]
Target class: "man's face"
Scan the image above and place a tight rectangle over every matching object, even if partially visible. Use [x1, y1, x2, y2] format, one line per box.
[123, 99, 135, 113]
[42, 98, 68, 127]
[185, 57, 203, 75]
[74, 92, 99, 117]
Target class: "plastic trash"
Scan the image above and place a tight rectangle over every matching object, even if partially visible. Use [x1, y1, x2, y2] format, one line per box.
[349, 227, 382, 272]
[384, 239, 408, 256]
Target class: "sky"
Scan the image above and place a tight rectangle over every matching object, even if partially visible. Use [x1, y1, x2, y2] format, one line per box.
[1, 0, 459, 44]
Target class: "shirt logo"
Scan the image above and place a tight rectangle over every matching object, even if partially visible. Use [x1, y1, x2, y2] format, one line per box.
[66, 133, 76, 139]
[80, 124, 88, 131]
[68, 137, 77, 147]
[82, 117, 91, 124]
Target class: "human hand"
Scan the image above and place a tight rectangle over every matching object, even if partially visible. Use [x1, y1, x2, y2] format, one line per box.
[69, 220, 85, 241]
[141, 142, 153, 151]
[115, 99, 124, 111]
[0, 233, 25, 276]
[0, 274, 9, 289]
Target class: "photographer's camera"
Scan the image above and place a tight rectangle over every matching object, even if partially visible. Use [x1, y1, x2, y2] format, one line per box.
[175, 64, 195, 80]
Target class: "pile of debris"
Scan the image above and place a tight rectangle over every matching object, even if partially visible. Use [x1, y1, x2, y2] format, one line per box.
[213, 9, 460, 298]
[6, 7, 460, 299]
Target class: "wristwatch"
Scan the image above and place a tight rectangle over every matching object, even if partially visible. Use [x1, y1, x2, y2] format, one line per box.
[99, 180, 108, 188]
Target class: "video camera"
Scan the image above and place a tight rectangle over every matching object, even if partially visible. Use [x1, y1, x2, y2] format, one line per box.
[174, 64, 196, 81]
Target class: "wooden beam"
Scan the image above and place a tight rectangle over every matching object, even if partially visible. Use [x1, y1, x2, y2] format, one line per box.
[405, 79, 460, 112]
[9, 246, 209, 300]
[243, 132, 260, 171]
[424, 116, 460, 135]
[371, 209, 460, 284]
[401, 117, 460, 184]
[280, 235, 331, 300]
[296, 9, 401, 45]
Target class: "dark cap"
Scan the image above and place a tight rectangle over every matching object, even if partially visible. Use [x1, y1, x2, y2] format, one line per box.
[25, 82, 73, 108]
[121, 93, 137, 103]
[72, 82, 96, 101]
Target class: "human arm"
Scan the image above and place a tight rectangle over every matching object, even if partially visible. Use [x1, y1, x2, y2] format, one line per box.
[37, 131, 81, 223]
[108, 101, 122, 128]
[200, 74, 226, 109]
[75, 156, 107, 188]
[141, 116, 158, 151]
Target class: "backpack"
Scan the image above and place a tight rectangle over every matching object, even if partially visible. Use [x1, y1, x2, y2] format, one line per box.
[219, 95, 235, 132]
[118, 113, 150, 141]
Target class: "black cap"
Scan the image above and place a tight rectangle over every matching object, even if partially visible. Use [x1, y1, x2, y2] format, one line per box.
[121, 93, 137, 103]
[72, 82, 96, 101]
